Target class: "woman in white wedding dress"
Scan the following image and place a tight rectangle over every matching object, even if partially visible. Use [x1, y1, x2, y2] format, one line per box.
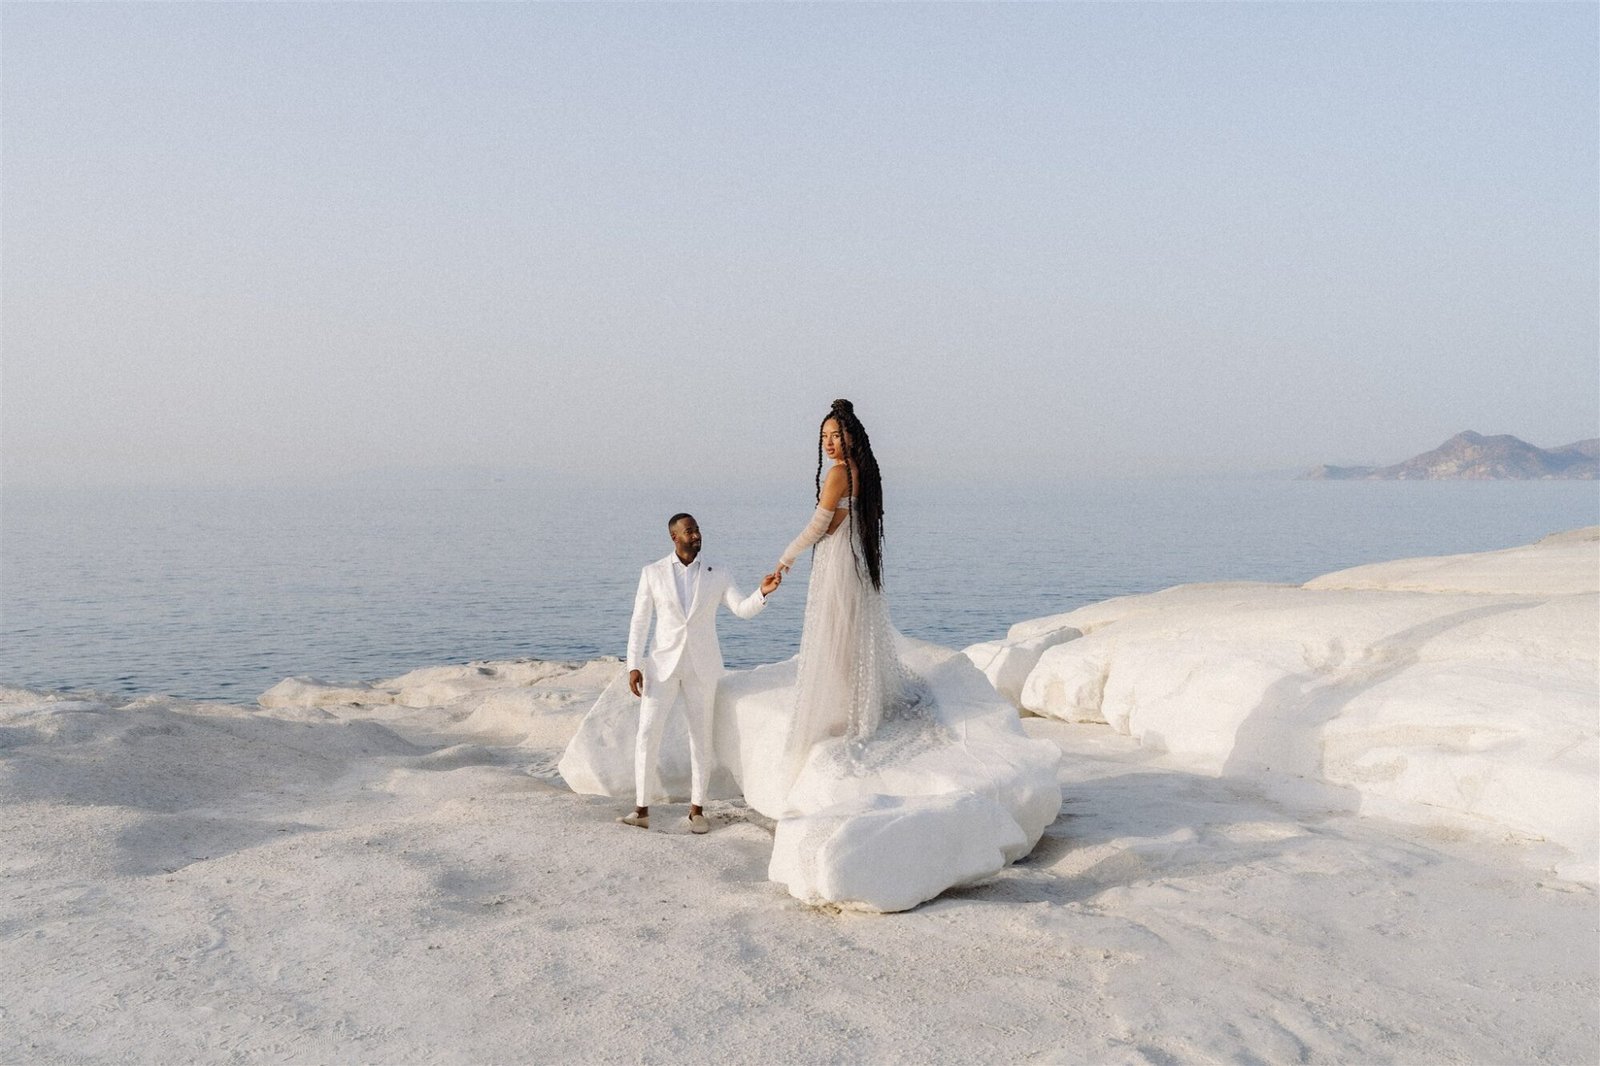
[771, 398, 937, 804]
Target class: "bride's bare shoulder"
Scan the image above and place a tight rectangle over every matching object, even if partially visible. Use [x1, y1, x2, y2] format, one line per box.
[818, 464, 852, 507]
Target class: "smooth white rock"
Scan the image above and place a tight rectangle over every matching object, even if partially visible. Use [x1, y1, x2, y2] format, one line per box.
[259, 676, 392, 708]
[1306, 526, 1599, 595]
[259, 658, 617, 746]
[561, 638, 1064, 911]
[1013, 530, 1600, 883]
[769, 792, 1028, 913]
[962, 625, 1082, 708]
[1006, 581, 1282, 643]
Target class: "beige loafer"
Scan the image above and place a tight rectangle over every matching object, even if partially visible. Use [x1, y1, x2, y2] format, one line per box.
[688, 813, 710, 835]
[617, 812, 649, 829]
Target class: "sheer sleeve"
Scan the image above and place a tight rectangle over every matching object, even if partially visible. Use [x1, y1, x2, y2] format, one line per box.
[779, 504, 835, 568]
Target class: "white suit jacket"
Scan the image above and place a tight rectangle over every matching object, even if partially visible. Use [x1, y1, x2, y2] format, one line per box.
[626, 554, 767, 682]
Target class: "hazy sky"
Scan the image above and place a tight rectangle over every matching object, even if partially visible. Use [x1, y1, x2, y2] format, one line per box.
[3, 2, 1596, 488]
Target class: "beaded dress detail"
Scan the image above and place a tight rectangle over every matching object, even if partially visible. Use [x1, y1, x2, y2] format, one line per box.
[777, 497, 940, 808]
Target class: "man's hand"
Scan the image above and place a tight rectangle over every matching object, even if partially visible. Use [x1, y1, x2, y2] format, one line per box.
[628, 669, 644, 698]
[760, 570, 782, 596]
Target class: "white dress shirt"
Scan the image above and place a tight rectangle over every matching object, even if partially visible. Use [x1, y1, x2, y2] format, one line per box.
[671, 556, 700, 614]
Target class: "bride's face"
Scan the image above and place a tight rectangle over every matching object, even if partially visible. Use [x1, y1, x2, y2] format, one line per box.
[821, 418, 851, 462]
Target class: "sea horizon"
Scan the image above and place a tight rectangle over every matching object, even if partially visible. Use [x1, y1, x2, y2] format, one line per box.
[4, 477, 1595, 702]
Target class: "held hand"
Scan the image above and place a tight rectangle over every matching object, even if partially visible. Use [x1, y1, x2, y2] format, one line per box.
[760, 571, 782, 596]
[628, 670, 644, 698]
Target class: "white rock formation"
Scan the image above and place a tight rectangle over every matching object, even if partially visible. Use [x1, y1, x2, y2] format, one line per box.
[1305, 526, 1600, 596]
[767, 791, 1027, 915]
[259, 657, 619, 747]
[1003, 528, 1599, 883]
[962, 625, 1082, 708]
[560, 639, 1063, 912]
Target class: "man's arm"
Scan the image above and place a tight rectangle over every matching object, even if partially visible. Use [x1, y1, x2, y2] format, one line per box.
[723, 570, 780, 620]
[626, 568, 653, 695]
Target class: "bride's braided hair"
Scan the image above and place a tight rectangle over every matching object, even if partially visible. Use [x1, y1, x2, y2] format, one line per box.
[814, 398, 885, 589]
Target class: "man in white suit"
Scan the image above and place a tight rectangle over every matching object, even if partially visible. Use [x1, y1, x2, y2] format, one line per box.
[620, 512, 781, 834]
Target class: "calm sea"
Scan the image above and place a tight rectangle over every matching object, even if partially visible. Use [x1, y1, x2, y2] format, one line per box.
[3, 478, 1595, 701]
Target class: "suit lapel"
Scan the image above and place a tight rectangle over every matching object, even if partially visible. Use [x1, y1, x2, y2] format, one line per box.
[657, 556, 687, 621]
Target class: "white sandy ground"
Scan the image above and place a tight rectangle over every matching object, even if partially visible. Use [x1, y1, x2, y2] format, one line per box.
[3, 530, 1597, 1062]
[1, 675, 1595, 1061]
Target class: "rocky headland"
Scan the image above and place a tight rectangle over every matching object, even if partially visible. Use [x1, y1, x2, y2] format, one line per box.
[1303, 430, 1599, 480]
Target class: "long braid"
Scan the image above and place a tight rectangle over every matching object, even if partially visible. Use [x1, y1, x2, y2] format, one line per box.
[818, 398, 885, 589]
[814, 438, 824, 505]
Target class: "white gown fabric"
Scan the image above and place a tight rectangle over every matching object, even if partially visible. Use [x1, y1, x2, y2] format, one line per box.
[774, 499, 940, 812]
[559, 504, 1064, 912]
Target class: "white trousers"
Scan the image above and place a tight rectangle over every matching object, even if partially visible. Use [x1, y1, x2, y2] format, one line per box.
[636, 664, 715, 808]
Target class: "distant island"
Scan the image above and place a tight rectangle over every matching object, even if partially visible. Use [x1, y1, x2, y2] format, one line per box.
[1303, 431, 1599, 480]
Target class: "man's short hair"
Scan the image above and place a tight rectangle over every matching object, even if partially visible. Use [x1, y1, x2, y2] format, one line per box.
[668, 512, 694, 531]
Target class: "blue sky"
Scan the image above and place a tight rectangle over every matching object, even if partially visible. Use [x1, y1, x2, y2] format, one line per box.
[4, 2, 1595, 487]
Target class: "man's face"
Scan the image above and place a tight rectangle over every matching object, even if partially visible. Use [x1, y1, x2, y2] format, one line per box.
[670, 516, 702, 560]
